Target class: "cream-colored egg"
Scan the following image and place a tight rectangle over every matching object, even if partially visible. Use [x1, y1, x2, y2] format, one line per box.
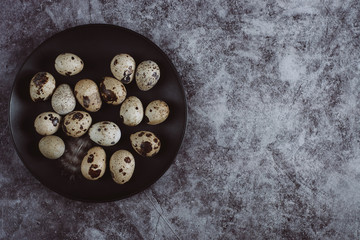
[51, 84, 76, 115]
[38, 135, 65, 159]
[55, 53, 84, 76]
[88, 121, 121, 146]
[99, 77, 127, 105]
[74, 79, 102, 112]
[110, 54, 136, 84]
[135, 60, 160, 91]
[130, 131, 161, 157]
[119, 96, 143, 126]
[81, 146, 106, 180]
[34, 112, 61, 135]
[145, 100, 169, 125]
[29, 72, 56, 102]
[62, 111, 92, 137]
[109, 150, 135, 184]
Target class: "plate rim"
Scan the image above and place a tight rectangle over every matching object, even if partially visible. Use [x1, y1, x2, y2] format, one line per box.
[9, 23, 188, 202]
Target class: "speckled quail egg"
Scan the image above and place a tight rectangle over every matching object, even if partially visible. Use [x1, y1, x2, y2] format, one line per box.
[110, 150, 135, 184]
[99, 77, 127, 105]
[145, 100, 169, 125]
[130, 131, 161, 157]
[74, 79, 102, 112]
[55, 53, 84, 76]
[81, 146, 106, 180]
[29, 72, 56, 102]
[88, 121, 121, 146]
[62, 111, 92, 137]
[34, 112, 61, 135]
[135, 60, 160, 91]
[119, 96, 143, 126]
[51, 84, 76, 115]
[38, 135, 65, 159]
[110, 54, 136, 84]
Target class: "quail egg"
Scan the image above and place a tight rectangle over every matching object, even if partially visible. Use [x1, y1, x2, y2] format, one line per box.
[55, 53, 84, 76]
[38, 135, 65, 159]
[119, 96, 143, 126]
[34, 112, 61, 135]
[145, 100, 169, 125]
[88, 121, 121, 146]
[135, 60, 160, 91]
[62, 111, 92, 137]
[110, 150, 135, 184]
[99, 76, 127, 105]
[74, 79, 102, 112]
[29, 72, 56, 102]
[51, 84, 76, 115]
[110, 54, 136, 84]
[130, 131, 161, 157]
[81, 146, 106, 180]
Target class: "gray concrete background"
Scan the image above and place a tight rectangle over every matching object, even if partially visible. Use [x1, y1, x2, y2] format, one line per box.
[1, 0, 360, 239]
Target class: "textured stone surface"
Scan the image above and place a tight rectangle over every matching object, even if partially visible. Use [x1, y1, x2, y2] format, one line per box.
[2, 0, 360, 239]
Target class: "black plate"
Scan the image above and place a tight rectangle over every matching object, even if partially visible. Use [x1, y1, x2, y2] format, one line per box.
[9, 24, 187, 202]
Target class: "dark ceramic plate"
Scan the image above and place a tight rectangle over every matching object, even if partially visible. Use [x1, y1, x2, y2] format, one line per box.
[9, 24, 187, 202]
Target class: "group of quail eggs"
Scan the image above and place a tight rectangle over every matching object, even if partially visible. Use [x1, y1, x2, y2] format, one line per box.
[30, 53, 169, 184]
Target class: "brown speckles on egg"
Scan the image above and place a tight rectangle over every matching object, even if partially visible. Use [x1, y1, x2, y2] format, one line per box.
[140, 141, 153, 156]
[87, 154, 94, 163]
[32, 72, 48, 88]
[72, 112, 83, 120]
[83, 96, 90, 108]
[88, 164, 101, 178]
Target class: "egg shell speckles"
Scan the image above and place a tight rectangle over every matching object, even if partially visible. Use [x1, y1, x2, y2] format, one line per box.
[88, 121, 121, 146]
[100, 77, 127, 105]
[130, 131, 161, 157]
[51, 84, 76, 115]
[110, 54, 136, 84]
[109, 150, 135, 184]
[145, 100, 169, 125]
[34, 112, 61, 135]
[135, 60, 160, 91]
[29, 72, 56, 102]
[119, 96, 144, 126]
[74, 79, 102, 112]
[54, 53, 84, 76]
[38, 135, 65, 159]
[81, 146, 106, 180]
[62, 111, 92, 137]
